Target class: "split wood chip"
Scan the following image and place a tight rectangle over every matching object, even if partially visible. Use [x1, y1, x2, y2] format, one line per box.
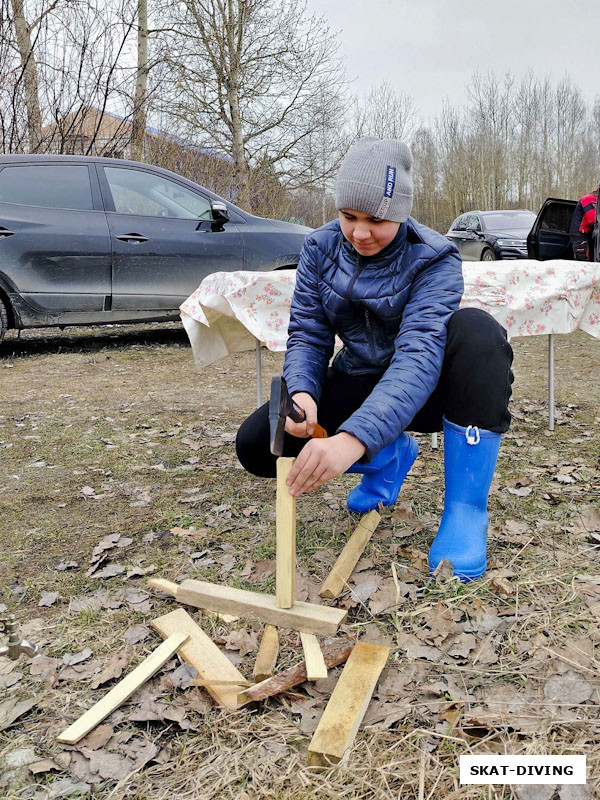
[253, 625, 279, 682]
[319, 510, 380, 600]
[171, 578, 347, 635]
[150, 608, 247, 708]
[300, 632, 328, 680]
[57, 633, 188, 744]
[307, 642, 389, 767]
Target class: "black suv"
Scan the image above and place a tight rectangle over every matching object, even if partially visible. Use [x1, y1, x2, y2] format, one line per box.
[446, 209, 536, 261]
[527, 197, 599, 261]
[0, 155, 311, 340]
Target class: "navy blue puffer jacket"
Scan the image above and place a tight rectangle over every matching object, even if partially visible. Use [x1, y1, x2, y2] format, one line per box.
[282, 217, 463, 460]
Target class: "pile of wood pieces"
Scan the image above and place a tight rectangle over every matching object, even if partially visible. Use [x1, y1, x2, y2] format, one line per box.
[57, 458, 389, 768]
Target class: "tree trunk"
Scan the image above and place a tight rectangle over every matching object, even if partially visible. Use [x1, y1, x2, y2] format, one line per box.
[227, 81, 247, 198]
[131, 0, 148, 161]
[10, 0, 42, 152]
[225, 0, 247, 204]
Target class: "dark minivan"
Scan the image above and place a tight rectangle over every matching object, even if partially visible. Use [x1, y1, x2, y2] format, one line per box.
[0, 155, 311, 340]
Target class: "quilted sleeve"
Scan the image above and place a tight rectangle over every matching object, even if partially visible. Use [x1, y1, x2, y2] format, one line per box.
[338, 246, 463, 460]
[282, 239, 335, 403]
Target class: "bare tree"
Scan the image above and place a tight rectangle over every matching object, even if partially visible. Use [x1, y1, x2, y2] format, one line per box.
[0, 0, 140, 154]
[162, 0, 347, 210]
[351, 81, 418, 143]
[411, 70, 600, 232]
[8, 0, 49, 150]
[130, 0, 148, 160]
[464, 71, 513, 210]
[411, 126, 439, 229]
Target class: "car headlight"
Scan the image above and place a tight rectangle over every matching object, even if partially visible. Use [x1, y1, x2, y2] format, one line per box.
[496, 239, 526, 247]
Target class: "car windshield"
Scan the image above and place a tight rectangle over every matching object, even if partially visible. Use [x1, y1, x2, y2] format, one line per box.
[482, 212, 536, 231]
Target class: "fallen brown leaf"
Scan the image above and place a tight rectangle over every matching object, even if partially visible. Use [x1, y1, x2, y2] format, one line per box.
[62, 647, 93, 666]
[90, 647, 131, 689]
[123, 625, 151, 645]
[78, 724, 114, 750]
[0, 696, 37, 731]
[222, 629, 260, 657]
[38, 590, 59, 607]
[543, 670, 594, 707]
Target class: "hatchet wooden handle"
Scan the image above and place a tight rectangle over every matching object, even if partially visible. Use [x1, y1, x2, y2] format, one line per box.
[289, 399, 327, 439]
[311, 423, 327, 439]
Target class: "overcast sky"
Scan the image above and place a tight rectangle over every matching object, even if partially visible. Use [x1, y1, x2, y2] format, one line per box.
[304, 0, 599, 123]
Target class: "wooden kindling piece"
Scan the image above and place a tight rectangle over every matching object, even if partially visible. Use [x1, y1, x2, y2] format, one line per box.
[307, 641, 389, 767]
[253, 624, 280, 683]
[319, 510, 380, 600]
[57, 632, 188, 745]
[151, 608, 248, 709]
[300, 632, 328, 680]
[276, 457, 296, 609]
[149, 577, 347, 636]
[238, 639, 354, 704]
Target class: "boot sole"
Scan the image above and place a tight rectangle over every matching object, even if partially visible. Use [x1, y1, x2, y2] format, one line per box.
[431, 563, 487, 583]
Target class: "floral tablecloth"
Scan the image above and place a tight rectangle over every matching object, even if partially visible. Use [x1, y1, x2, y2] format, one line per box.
[180, 261, 600, 368]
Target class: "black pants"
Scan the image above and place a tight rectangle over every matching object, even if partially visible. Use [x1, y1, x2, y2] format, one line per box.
[236, 308, 513, 478]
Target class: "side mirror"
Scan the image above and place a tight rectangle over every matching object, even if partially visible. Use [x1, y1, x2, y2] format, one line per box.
[466, 224, 479, 233]
[211, 201, 229, 224]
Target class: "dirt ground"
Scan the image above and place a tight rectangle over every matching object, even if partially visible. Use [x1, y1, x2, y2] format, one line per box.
[0, 323, 599, 800]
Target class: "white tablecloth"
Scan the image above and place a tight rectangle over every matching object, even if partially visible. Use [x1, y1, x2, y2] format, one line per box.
[180, 261, 600, 369]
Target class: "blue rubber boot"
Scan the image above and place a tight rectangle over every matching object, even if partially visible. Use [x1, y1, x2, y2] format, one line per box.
[346, 433, 419, 513]
[428, 418, 501, 582]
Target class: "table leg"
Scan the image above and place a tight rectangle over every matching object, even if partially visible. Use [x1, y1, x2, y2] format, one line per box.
[256, 339, 263, 408]
[548, 333, 555, 431]
[431, 432, 438, 449]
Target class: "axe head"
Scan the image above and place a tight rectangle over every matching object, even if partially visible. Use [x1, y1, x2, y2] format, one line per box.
[269, 375, 303, 456]
[269, 376, 288, 456]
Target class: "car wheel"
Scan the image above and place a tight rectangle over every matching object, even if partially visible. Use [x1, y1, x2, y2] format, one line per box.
[481, 248, 496, 262]
[0, 298, 8, 343]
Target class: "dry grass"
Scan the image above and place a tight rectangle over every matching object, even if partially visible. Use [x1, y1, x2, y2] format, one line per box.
[0, 324, 598, 800]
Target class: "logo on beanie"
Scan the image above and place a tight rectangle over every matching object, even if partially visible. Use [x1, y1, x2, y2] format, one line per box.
[374, 165, 396, 218]
[384, 166, 396, 198]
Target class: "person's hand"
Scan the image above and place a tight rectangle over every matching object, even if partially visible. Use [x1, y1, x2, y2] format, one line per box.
[285, 392, 318, 438]
[286, 432, 366, 497]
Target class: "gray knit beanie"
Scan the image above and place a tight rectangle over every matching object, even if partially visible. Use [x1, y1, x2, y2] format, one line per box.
[335, 137, 413, 222]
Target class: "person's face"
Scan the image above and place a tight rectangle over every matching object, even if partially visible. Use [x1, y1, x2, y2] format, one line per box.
[338, 209, 401, 256]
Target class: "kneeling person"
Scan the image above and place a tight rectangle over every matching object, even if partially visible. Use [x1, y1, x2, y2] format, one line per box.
[236, 137, 513, 581]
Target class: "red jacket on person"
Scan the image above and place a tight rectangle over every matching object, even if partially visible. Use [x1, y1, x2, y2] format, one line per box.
[578, 192, 597, 234]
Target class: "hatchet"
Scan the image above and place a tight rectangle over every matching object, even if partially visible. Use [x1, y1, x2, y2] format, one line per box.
[269, 376, 327, 456]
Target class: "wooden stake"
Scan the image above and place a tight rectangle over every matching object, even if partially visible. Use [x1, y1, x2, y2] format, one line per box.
[174, 578, 346, 635]
[150, 608, 247, 708]
[57, 632, 188, 745]
[276, 457, 296, 609]
[239, 640, 353, 703]
[307, 642, 389, 767]
[300, 632, 328, 680]
[148, 578, 178, 596]
[319, 510, 380, 600]
[253, 624, 279, 682]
